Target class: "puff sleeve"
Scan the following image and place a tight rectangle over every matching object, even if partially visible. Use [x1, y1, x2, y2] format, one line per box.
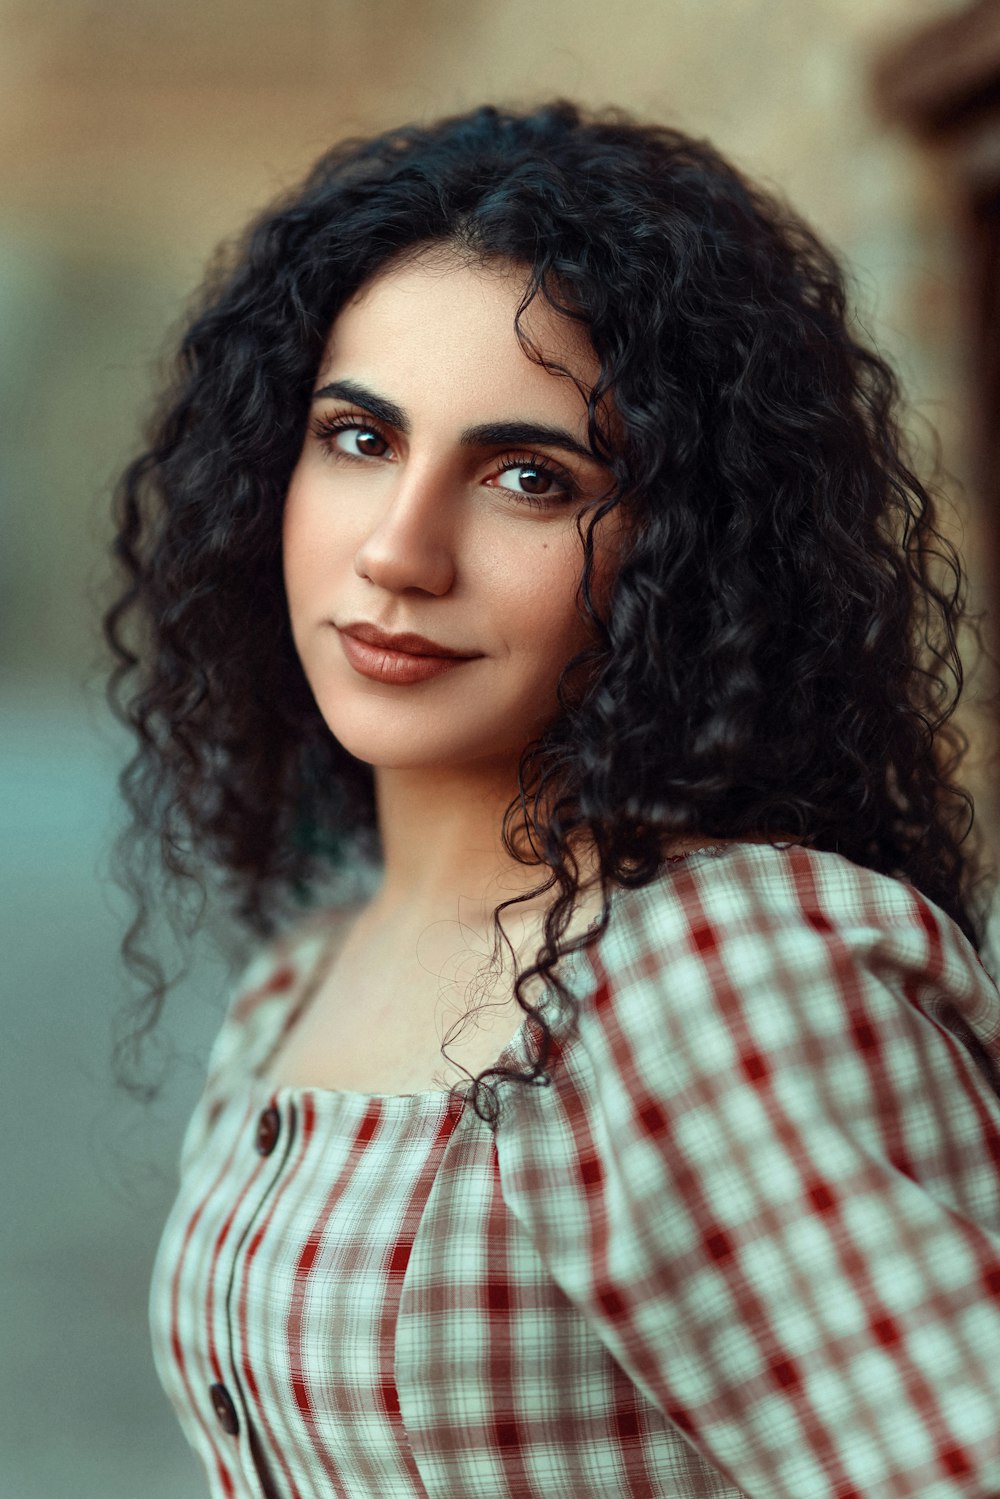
[494, 844, 1000, 1499]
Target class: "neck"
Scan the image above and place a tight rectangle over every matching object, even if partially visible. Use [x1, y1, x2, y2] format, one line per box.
[371, 760, 554, 932]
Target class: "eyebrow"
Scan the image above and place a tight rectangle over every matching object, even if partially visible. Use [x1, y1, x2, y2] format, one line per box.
[311, 378, 598, 463]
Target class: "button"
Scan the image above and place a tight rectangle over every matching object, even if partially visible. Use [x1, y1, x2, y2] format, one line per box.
[209, 1382, 239, 1436]
[255, 1106, 280, 1156]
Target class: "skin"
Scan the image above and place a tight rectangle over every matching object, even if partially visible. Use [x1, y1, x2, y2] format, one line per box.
[283, 252, 617, 925]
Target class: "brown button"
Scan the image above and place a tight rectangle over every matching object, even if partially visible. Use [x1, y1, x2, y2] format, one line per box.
[209, 1382, 239, 1436]
[255, 1106, 280, 1156]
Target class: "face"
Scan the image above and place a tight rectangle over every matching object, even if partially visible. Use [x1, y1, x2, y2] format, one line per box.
[282, 251, 617, 778]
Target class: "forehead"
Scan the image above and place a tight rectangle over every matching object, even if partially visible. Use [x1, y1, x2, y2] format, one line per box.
[316, 251, 600, 421]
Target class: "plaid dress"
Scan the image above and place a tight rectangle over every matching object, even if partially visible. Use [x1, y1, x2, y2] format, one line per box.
[149, 842, 1000, 1498]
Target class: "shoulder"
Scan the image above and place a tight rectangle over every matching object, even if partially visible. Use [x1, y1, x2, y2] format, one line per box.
[496, 843, 1000, 1498]
[593, 839, 990, 999]
[567, 840, 1000, 1101]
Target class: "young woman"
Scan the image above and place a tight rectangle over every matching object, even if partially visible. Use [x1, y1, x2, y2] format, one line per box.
[105, 101, 1000, 1498]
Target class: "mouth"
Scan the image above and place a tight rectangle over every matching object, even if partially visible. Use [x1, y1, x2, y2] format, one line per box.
[335, 621, 482, 685]
[338, 621, 478, 659]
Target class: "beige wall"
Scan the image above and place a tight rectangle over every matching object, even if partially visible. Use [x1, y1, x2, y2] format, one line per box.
[2, 0, 992, 812]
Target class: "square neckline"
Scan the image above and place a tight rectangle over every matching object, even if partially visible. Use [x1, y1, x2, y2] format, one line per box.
[251, 842, 760, 1109]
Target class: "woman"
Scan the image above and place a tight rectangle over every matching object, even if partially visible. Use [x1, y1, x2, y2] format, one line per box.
[105, 101, 1000, 1497]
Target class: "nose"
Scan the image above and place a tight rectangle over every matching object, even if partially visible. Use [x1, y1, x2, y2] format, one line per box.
[353, 461, 456, 597]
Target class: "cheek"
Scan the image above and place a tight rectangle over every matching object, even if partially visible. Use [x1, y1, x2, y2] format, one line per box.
[505, 536, 594, 661]
[521, 521, 621, 688]
[282, 471, 350, 607]
[534, 514, 621, 628]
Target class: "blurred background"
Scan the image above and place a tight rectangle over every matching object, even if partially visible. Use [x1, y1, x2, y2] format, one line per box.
[3, 0, 1000, 1494]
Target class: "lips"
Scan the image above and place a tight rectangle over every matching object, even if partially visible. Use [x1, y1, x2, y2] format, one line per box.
[336, 621, 481, 685]
[339, 621, 476, 659]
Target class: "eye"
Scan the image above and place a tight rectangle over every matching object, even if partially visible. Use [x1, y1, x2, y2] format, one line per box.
[339, 426, 388, 458]
[490, 455, 577, 504]
[499, 465, 562, 496]
[310, 414, 392, 459]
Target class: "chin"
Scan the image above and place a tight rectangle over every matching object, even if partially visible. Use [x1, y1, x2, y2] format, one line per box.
[314, 704, 513, 773]
[304, 665, 561, 773]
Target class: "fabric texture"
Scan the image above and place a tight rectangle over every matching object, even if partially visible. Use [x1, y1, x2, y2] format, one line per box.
[150, 842, 1000, 1498]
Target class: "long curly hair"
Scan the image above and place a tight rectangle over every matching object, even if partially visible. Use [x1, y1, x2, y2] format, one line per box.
[104, 98, 998, 1127]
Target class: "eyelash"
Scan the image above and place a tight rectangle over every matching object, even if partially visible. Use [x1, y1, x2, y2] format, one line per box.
[308, 412, 580, 507]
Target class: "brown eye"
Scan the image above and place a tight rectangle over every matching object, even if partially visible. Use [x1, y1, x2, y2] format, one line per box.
[336, 426, 388, 458]
[491, 460, 574, 503]
[515, 467, 555, 495]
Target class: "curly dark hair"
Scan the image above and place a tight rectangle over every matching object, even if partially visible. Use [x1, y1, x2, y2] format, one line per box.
[104, 98, 998, 1127]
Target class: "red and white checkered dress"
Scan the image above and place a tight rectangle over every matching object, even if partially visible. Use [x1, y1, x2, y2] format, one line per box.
[150, 842, 1000, 1498]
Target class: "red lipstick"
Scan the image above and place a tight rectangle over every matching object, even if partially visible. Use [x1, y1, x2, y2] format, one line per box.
[336, 621, 481, 685]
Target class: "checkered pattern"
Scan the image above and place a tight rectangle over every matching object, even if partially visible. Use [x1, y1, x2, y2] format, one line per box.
[150, 843, 1000, 1497]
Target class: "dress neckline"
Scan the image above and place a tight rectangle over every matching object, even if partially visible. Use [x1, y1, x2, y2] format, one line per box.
[252, 840, 777, 1109]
